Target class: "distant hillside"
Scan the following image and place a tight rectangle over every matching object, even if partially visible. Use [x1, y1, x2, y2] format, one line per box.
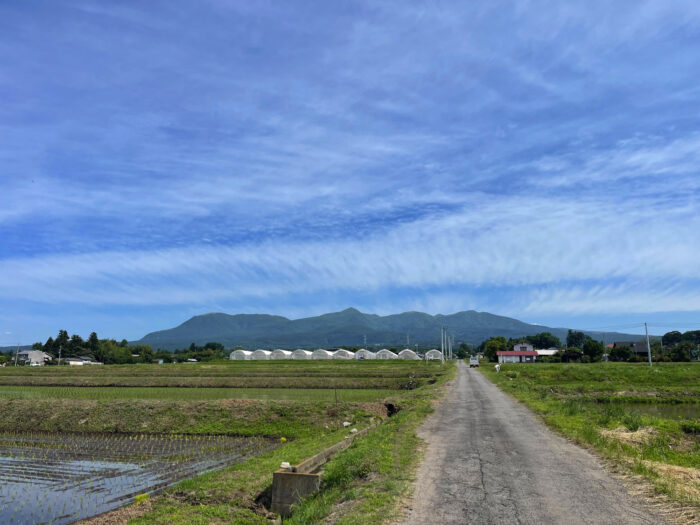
[0, 345, 32, 353]
[136, 308, 646, 350]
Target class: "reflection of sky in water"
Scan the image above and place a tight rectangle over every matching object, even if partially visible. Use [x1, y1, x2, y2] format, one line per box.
[0, 433, 275, 525]
[612, 403, 700, 420]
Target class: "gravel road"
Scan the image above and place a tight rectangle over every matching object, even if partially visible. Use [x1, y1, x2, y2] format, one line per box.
[401, 360, 667, 525]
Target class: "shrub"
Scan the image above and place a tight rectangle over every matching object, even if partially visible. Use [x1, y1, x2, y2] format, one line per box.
[622, 412, 642, 432]
[680, 421, 700, 434]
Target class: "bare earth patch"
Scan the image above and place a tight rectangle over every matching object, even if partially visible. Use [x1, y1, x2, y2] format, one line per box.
[76, 500, 152, 525]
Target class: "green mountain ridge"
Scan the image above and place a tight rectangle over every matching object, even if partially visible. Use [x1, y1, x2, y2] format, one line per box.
[136, 308, 646, 350]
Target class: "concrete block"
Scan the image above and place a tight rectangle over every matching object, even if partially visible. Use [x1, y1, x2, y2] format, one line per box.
[270, 470, 322, 517]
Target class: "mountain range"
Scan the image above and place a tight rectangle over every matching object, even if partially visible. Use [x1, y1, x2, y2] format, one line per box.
[136, 308, 646, 350]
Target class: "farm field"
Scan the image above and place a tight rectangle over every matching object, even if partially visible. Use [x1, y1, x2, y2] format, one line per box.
[0, 432, 276, 525]
[0, 360, 453, 524]
[0, 361, 432, 389]
[0, 385, 400, 402]
[480, 362, 700, 514]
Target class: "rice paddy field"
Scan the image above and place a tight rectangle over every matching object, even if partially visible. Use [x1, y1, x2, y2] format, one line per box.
[480, 362, 700, 515]
[0, 360, 452, 524]
[0, 386, 401, 402]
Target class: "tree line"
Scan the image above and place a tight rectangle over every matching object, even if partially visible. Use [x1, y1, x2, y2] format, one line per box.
[477, 329, 699, 363]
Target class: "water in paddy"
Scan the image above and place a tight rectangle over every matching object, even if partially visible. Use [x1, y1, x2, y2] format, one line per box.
[0, 432, 277, 525]
[616, 403, 700, 420]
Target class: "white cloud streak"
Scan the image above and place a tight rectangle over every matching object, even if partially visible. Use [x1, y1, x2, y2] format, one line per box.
[1, 191, 697, 315]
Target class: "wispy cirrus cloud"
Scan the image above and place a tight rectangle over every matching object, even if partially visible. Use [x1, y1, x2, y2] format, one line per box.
[2, 0, 700, 340]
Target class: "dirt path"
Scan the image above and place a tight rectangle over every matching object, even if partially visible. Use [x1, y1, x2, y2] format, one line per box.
[401, 360, 667, 524]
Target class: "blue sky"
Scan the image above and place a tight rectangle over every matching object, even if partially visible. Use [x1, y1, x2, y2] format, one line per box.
[2, 1, 700, 344]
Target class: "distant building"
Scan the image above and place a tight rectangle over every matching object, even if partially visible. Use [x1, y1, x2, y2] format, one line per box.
[65, 356, 102, 366]
[513, 342, 534, 352]
[613, 341, 648, 356]
[497, 350, 538, 363]
[535, 347, 559, 357]
[17, 350, 52, 366]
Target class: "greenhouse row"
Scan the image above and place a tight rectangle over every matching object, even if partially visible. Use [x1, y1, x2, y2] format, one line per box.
[230, 348, 445, 361]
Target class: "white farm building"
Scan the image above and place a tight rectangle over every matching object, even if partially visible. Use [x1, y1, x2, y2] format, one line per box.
[312, 349, 334, 360]
[333, 349, 355, 360]
[355, 349, 376, 360]
[252, 349, 272, 360]
[292, 349, 313, 360]
[398, 349, 421, 360]
[271, 349, 292, 360]
[424, 349, 443, 361]
[230, 350, 253, 360]
[376, 349, 398, 360]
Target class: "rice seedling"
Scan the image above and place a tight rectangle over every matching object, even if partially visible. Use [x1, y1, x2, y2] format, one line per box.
[0, 431, 278, 525]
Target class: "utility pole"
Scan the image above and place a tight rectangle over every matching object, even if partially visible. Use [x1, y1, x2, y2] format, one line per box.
[645, 322, 652, 367]
[14, 343, 19, 367]
[363, 334, 367, 348]
[440, 326, 445, 364]
[58, 345, 62, 366]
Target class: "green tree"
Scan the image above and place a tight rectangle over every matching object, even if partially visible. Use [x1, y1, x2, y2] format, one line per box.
[566, 330, 586, 349]
[671, 341, 692, 362]
[88, 332, 99, 356]
[609, 345, 633, 362]
[681, 330, 700, 345]
[44, 336, 55, 355]
[456, 345, 469, 359]
[662, 331, 682, 346]
[55, 330, 69, 355]
[483, 336, 507, 362]
[526, 332, 562, 349]
[67, 334, 85, 357]
[561, 347, 583, 363]
[154, 350, 173, 363]
[582, 339, 604, 362]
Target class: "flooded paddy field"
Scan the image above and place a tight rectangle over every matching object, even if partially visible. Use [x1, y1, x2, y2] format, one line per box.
[0, 431, 277, 525]
[605, 401, 700, 421]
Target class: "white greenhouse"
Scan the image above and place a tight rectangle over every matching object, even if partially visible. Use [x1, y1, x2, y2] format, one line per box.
[292, 349, 313, 360]
[424, 349, 443, 361]
[355, 349, 376, 360]
[252, 349, 272, 360]
[230, 350, 253, 360]
[333, 349, 355, 360]
[398, 349, 421, 360]
[376, 349, 399, 360]
[271, 349, 292, 360]
[312, 349, 334, 360]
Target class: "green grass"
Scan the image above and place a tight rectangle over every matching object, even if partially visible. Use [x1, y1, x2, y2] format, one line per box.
[127, 361, 457, 525]
[479, 362, 700, 509]
[0, 361, 446, 389]
[0, 386, 401, 402]
[485, 361, 700, 399]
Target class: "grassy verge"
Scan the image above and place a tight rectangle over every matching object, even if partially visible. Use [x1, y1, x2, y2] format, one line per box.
[479, 363, 700, 511]
[126, 361, 456, 524]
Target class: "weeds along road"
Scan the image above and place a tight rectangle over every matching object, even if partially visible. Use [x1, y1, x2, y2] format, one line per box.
[401, 360, 667, 525]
